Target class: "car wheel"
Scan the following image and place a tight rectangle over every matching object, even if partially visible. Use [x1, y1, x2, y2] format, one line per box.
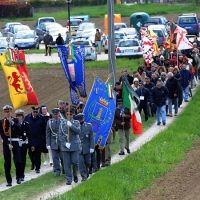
[104, 49, 108, 54]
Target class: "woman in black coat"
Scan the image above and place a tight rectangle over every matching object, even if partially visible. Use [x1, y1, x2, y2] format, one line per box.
[56, 33, 64, 45]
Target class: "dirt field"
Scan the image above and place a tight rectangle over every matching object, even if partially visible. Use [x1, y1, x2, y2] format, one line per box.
[137, 138, 200, 200]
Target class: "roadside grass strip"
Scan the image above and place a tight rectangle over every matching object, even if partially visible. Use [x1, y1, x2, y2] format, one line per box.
[0, 3, 199, 21]
[57, 90, 200, 200]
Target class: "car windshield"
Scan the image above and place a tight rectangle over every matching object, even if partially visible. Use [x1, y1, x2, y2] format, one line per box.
[115, 33, 124, 39]
[179, 17, 196, 24]
[114, 24, 126, 30]
[70, 21, 82, 26]
[153, 30, 164, 37]
[149, 18, 160, 23]
[119, 40, 139, 47]
[78, 24, 94, 31]
[16, 32, 34, 39]
[14, 26, 30, 33]
[46, 24, 62, 30]
[72, 41, 90, 46]
[40, 18, 55, 24]
[126, 30, 137, 35]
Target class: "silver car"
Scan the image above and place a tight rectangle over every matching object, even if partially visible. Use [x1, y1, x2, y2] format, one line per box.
[7, 25, 31, 38]
[1, 22, 22, 37]
[76, 22, 95, 37]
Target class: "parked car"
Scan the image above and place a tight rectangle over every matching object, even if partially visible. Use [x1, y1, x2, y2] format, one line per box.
[119, 28, 138, 38]
[76, 22, 95, 37]
[0, 37, 14, 52]
[1, 22, 22, 37]
[177, 13, 200, 36]
[35, 22, 63, 43]
[115, 38, 143, 59]
[148, 25, 169, 39]
[71, 37, 97, 61]
[13, 30, 39, 50]
[66, 19, 82, 36]
[148, 16, 168, 25]
[49, 27, 68, 45]
[114, 23, 128, 31]
[7, 25, 31, 38]
[34, 17, 56, 29]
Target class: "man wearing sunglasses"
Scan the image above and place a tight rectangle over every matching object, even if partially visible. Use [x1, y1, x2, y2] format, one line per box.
[0, 105, 21, 187]
[59, 106, 81, 185]
[24, 106, 46, 173]
[15, 109, 30, 182]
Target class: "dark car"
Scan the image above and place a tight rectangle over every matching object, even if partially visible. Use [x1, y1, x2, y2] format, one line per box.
[35, 22, 62, 43]
[177, 13, 200, 36]
[148, 16, 168, 25]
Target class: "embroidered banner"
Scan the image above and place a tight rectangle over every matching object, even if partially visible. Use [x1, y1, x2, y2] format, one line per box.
[83, 77, 116, 148]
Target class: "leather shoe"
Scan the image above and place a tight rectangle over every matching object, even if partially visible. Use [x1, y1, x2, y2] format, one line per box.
[31, 164, 35, 170]
[163, 122, 166, 125]
[101, 163, 106, 168]
[74, 176, 78, 183]
[21, 177, 24, 182]
[81, 178, 87, 182]
[35, 169, 40, 173]
[6, 183, 12, 187]
[157, 122, 161, 125]
[17, 178, 21, 184]
[125, 147, 130, 154]
[66, 181, 71, 185]
[89, 169, 93, 174]
[118, 151, 125, 155]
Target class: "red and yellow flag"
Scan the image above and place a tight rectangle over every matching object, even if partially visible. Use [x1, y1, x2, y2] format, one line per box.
[149, 29, 160, 55]
[0, 49, 38, 109]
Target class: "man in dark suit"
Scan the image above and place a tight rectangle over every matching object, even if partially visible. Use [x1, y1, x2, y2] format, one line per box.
[46, 108, 64, 177]
[76, 113, 94, 181]
[135, 82, 151, 121]
[0, 105, 21, 186]
[15, 109, 31, 182]
[24, 106, 46, 173]
[59, 106, 81, 185]
[114, 99, 131, 155]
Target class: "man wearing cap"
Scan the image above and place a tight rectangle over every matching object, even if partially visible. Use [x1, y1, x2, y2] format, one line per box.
[135, 82, 151, 121]
[76, 113, 94, 181]
[24, 106, 46, 173]
[15, 109, 31, 182]
[59, 106, 81, 185]
[46, 108, 64, 176]
[44, 30, 53, 56]
[0, 105, 21, 186]
[114, 99, 131, 155]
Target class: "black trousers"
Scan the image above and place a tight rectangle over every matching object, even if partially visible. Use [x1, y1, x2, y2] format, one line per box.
[138, 104, 148, 120]
[28, 146, 42, 170]
[45, 45, 51, 55]
[20, 144, 28, 178]
[3, 143, 21, 183]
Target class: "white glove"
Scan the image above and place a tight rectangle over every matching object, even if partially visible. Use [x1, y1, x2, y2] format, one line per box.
[67, 121, 72, 127]
[90, 148, 94, 153]
[66, 143, 71, 149]
[47, 146, 51, 150]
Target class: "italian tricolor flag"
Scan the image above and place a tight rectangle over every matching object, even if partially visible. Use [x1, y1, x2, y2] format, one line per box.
[122, 77, 142, 134]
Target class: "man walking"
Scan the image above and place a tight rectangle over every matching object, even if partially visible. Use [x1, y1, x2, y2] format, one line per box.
[95, 29, 102, 54]
[0, 105, 21, 186]
[180, 63, 192, 102]
[44, 30, 53, 56]
[46, 108, 64, 176]
[151, 81, 169, 125]
[76, 113, 94, 181]
[24, 106, 46, 173]
[165, 72, 180, 116]
[114, 99, 131, 155]
[59, 106, 80, 185]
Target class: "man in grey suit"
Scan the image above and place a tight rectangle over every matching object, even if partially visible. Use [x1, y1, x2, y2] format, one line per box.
[76, 113, 94, 181]
[59, 106, 81, 185]
[46, 108, 64, 176]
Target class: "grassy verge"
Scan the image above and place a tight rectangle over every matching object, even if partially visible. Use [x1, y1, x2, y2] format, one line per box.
[52, 89, 200, 200]
[0, 3, 199, 22]
[0, 114, 155, 198]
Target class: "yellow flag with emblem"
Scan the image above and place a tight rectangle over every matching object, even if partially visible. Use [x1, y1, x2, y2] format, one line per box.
[0, 52, 28, 109]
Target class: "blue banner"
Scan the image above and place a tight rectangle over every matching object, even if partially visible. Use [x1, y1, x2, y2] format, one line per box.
[57, 45, 87, 105]
[83, 77, 116, 148]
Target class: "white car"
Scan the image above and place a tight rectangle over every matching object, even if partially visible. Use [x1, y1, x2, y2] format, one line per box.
[119, 28, 138, 38]
[115, 39, 143, 59]
[48, 27, 68, 44]
[114, 23, 128, 31]
[76, 22, 95, 37]
[71, 38, 97, 61]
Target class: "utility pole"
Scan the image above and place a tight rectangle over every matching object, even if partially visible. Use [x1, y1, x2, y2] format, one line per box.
[107, 0, 116, 87]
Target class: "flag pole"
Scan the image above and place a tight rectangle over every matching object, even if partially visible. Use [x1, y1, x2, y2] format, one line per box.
[68, 94, 70, 143]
